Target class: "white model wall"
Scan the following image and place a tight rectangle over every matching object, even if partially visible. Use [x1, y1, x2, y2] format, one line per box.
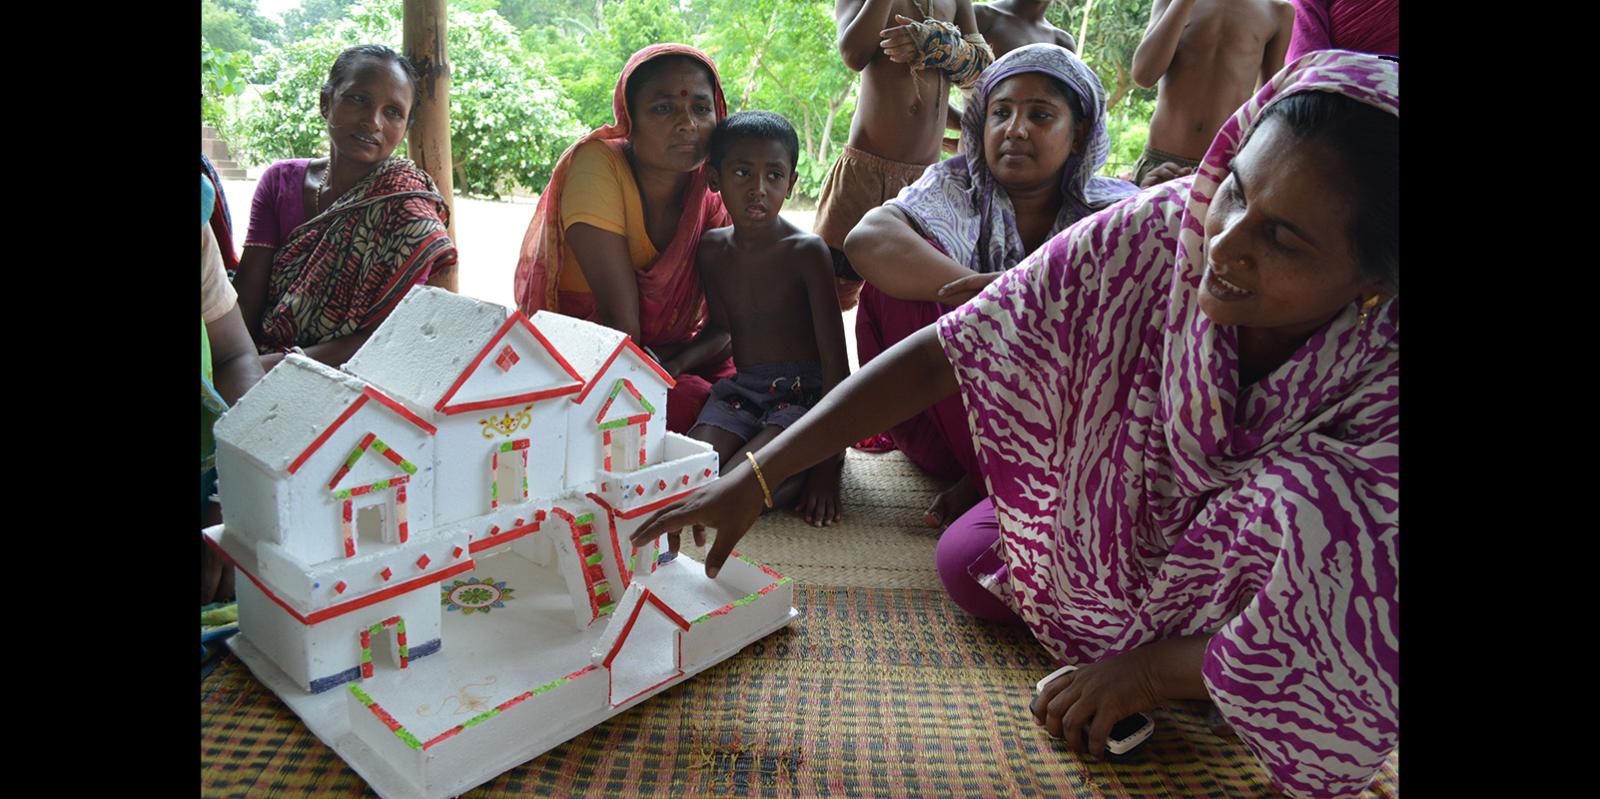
[431, 400, 569, 528]
[239, 576, 442, 691]
[215, 442, 285, 545]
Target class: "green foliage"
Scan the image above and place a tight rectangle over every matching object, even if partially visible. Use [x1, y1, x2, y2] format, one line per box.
[234, 0, 582, 197]
[519, 0, 854, 201]
[447, 8, 587, 194]
[282, 0, 358, 41]
[695, 0, 855, 201]
[201, 43, 252, 129]
[215, 0, 282, 46]
[1047, 0, 1156, 177]
[202, 0, 257, 53]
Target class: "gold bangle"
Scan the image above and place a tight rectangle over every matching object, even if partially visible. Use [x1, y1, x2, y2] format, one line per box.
[745, 451, 773, 509]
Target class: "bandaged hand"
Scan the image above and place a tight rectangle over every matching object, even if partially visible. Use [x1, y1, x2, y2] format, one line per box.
[881, 14, 994, 90]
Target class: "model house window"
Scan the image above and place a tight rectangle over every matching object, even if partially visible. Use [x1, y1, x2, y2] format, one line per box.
[491, 439, 530, 509]
[356, 503, 388, 546]
[607, 425, 640, 473]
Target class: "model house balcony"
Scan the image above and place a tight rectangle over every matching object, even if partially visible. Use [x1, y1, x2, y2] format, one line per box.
[592, 432, 718, 519]
[252, 528, 474, 616]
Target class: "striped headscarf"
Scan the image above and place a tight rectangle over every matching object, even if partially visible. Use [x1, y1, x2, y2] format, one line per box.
[889, 44, 1136, 275]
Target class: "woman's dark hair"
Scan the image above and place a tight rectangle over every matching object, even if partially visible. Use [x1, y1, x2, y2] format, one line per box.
[1258, 91, 1398, 290]
[624, 54, 717, 119]
[323, 44, 424, 129]
[709, 111, 800, 170]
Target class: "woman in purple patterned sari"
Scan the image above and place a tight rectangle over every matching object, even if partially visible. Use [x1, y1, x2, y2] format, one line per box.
[846, 44, 1137, 527]
[634, 50, 1398, 798]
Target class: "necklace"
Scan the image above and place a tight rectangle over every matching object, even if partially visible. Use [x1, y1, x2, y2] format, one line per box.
[313, 160, 331, 215]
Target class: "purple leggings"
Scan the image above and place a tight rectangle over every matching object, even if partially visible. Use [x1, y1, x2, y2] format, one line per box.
[935, 497, 1023, 622]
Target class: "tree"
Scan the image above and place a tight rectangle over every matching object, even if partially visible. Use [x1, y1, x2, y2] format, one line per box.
[236, 0, 584, 196]
[202, 0, 257, 53]
[695, 0, 855, 199]
[282, 0, 358, 41]
[215, 0, 282, 46]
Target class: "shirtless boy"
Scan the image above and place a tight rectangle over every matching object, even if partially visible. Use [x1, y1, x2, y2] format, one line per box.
[1130, 0, 1293, 185]
[945, 1, 1076, 148]
[691, 112, 851, 531]
[820, 0, 990, 310]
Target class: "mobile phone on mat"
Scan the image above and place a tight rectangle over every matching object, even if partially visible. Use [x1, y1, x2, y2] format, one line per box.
[1034, 664, 1155, 761]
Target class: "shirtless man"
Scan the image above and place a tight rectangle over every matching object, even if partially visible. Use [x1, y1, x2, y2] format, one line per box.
[818, 0, 988, 310]
[944, 0, 1076, 150]
[688, 112, 851, 534]
[1129, 0, 1293, 185]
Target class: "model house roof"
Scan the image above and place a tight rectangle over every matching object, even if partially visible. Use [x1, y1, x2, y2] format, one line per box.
[214, 354, 368, 473]
[529, 311, 628, 383]
[345, 287, 509, 412]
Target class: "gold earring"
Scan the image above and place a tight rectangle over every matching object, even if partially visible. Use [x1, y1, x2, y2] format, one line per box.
[1359, 295, 1380, 325]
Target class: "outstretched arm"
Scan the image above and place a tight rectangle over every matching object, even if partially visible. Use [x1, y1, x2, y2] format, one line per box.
[845, 205, 974, 303]
[837, 0, 897, 71]
[633, 325, 956, 576]
[1131, 0, 1193, 89]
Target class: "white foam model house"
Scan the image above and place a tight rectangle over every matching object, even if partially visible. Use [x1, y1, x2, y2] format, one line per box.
[205, 286, 795, 799]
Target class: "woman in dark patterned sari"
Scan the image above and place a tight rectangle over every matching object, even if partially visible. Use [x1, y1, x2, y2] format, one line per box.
[234, 44, 456, 370]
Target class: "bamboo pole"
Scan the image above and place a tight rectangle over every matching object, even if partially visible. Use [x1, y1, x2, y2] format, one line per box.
[404, 0, 457, 292]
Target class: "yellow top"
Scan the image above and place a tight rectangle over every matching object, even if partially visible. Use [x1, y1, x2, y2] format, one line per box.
[557, 140, 660, 294]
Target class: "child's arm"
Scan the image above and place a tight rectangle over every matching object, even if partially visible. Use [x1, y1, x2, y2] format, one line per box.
[1131, 0, 1195, 89]
[1259, 1, 1295, 89]
[801, 238, 851, 396]
[836, 0, 897, 71]
[661, 240, 733, 379]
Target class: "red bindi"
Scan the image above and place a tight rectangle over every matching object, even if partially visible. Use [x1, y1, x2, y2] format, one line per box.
[680, 90, 688, 97]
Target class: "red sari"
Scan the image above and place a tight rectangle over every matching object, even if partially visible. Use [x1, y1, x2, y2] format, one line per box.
[513, 44, 733, 432]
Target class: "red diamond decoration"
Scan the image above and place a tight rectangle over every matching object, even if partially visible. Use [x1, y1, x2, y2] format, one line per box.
[657, 480, 666, 490]
[536, 509, 547, 521]
[494, 345, 520, 372]
[334, 580, 348, 594]
[703, 468, 712, 477]
[635, 485, 645, 495]
[452, 545, 464, 558]
[681, 475, 689, 485]
[379, 567, 393, 581]
[416, 554, 431, 569]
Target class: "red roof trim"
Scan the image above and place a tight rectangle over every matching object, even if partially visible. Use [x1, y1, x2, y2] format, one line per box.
[573, 340, 626, 404]
[624, 339, 677, 388]
[434, 314, 516, 411]
[644, 589, 691, 629]
[287, 385, 438, 475]
[438, 383, 583, 415]
[519, 311, 585, 383]
[288, 395, 369, 474]
[363, 387, 438, 435]
[601, 588, 688, 669]
[436, 312, 588, 413]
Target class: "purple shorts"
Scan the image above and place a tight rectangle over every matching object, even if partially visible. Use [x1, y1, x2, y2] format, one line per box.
[693, 361, 823, 442]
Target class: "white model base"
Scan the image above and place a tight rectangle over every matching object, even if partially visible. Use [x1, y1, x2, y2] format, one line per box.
[225, 551, 797, 799]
